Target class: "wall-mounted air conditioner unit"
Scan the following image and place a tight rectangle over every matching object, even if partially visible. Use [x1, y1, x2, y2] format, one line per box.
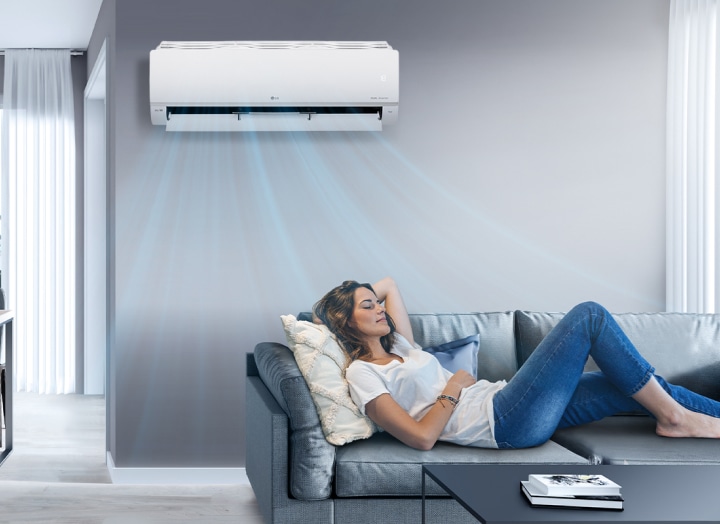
[149, 41, 399, 132]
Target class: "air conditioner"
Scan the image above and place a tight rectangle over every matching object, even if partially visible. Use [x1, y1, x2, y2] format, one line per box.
[149, 41, 399, 132]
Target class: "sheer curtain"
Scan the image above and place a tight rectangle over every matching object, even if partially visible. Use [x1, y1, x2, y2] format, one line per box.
[666, 0, 718, 313]
[1, 50, 76, 393]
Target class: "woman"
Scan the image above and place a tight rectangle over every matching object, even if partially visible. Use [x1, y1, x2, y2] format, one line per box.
[313, 277, 720, 451]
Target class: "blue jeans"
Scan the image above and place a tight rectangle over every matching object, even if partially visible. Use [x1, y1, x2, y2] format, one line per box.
[492, 301, 720, 448]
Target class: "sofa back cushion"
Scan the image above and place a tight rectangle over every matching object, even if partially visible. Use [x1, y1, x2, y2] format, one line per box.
[298, 310, 518, 381]
[515, 310, 720, 399]
[409, 312, 518, 382]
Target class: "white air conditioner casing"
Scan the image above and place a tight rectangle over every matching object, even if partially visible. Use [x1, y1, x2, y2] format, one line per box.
[149, 41, 399, 132]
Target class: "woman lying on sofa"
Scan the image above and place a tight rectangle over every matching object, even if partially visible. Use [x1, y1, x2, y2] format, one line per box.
[312, 277, 720, 451]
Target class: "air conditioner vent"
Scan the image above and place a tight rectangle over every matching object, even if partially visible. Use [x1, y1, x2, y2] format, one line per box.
[157, 41, 393, 51]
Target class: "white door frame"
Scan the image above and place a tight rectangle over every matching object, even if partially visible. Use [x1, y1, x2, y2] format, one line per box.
[83, 40, 107, 395]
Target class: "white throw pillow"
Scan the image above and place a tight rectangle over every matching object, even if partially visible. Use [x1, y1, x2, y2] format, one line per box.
[281, 314, 377, 445]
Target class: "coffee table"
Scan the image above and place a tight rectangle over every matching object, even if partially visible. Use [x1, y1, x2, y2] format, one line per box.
[422, 463, 720, 523]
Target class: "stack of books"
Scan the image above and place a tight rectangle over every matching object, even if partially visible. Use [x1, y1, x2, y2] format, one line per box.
[521, 473, 623, 510]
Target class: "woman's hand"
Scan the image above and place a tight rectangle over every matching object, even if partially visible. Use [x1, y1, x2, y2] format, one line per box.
[372, 277, 414, 345]
[444, 370, 477, 398]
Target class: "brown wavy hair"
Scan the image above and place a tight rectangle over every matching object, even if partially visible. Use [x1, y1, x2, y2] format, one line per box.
[313, 280, 397, 363]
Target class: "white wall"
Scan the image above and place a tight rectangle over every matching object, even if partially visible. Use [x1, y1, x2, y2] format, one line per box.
[385, 1, 668, 314]
[90, 0, 670, 467]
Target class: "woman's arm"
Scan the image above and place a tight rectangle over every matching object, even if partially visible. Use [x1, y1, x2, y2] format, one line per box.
[372, 277, 414, 345]
[365, 370, 476, 450]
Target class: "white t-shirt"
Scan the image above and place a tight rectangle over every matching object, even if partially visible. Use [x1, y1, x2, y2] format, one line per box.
[346, 334, 506, 448]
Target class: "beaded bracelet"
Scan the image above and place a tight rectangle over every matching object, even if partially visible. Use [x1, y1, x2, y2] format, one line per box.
[436, 394, 459, 409]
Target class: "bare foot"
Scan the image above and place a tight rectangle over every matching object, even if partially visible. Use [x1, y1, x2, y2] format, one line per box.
[655, 408, 720, 439]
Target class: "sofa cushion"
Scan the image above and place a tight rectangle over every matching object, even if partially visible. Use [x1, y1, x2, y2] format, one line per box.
[253, 342, 335, 501]
[281, 315, 377, 446]
[422, 334, 480, 376]
[515, 310, 720, 399]
[334, 432, 588, 498]
[409, 312, 518, 382]
[552, 416, 720, 464]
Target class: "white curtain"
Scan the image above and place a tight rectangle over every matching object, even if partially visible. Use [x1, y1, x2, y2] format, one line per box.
[1, 50, 76, 393]
[666, 0, 718, 313]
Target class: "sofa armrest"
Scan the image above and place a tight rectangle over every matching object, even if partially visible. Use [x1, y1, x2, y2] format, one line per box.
[252, 342, 337, 500]
[246, 376, 333, 523]
[246, 376, 287, 523]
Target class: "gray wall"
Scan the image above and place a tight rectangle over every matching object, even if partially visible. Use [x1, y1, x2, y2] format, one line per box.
[88, 0, 670, 467]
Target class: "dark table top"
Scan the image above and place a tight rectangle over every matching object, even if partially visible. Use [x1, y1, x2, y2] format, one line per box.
[423, 463, 720, 523]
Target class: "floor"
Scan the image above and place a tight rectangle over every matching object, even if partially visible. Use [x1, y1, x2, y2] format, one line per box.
[0, 392, 265, 523]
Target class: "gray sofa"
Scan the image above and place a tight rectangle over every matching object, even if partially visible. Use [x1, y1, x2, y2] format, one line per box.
[246, 309, 720, 523]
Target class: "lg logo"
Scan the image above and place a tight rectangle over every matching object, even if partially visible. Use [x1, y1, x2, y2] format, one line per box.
[270, 96, 279, 101]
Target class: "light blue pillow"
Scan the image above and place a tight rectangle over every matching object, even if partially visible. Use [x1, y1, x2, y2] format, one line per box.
[423, 334, 480, 377]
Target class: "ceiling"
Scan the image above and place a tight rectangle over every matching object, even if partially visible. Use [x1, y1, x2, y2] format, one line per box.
[0, 0, 103, 50]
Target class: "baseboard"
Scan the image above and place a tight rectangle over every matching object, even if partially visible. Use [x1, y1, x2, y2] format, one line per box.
[107, 452, 249, 485]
